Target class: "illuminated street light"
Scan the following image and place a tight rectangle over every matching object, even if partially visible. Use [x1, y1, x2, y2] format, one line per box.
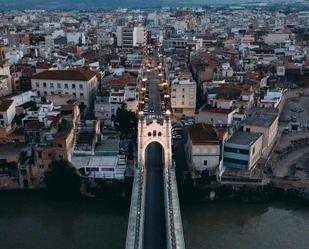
[165, 110, 171, 115]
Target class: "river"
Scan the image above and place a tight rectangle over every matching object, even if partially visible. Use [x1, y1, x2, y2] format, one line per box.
[0, 192, 308, 249]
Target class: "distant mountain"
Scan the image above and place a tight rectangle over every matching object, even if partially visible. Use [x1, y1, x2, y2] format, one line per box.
[0, 0, 282, 10]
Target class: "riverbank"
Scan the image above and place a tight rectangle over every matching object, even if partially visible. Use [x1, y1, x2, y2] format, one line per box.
[177, 176, 309, 206]
[0, 175, 308, 207]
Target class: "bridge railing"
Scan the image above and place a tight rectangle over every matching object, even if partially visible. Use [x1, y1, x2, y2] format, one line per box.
[125, 165, 146, 249]
[164, 163, 186, 249]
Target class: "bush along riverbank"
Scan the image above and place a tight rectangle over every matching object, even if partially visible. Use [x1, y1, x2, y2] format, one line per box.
[177, 177, 309, 206]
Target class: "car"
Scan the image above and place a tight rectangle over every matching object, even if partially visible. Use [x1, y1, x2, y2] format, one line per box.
[291, 116, 297, 122]
[283, 127, 289, 134]
[172, 134, 182, 140]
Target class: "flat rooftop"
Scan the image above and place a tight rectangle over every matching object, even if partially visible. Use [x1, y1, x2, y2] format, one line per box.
[72, 155, 118, 169]
[95, 139, 119, 153]
[227, 131, 262, 145]
[243, 114, 277, 128]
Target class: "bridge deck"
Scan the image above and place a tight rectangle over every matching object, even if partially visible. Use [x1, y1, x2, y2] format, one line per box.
[143, 142, 166, 249]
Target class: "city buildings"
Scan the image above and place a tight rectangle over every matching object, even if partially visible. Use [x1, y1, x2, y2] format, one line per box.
[0, 3, 307, 190]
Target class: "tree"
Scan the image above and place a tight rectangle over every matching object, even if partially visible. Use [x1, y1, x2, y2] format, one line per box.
[114, 104, 137, 138]
[127, 143, 134, 161]
[44, 160, 82, 198]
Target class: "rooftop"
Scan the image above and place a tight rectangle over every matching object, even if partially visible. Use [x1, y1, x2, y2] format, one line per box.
[227, 131, 262, 145]
[32, 68, 97, 81]
[187, 123, 219, 144]
[200, 105, 235, 114]
[243, 114, 277, 128]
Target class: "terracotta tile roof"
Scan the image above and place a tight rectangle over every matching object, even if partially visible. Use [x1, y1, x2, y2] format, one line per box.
[187, 123, 219, 144]
[32, 68, 97, 81]
[200, 106, 235, 114]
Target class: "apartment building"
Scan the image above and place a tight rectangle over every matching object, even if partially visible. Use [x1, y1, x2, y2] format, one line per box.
[117, 24, 147, 49]
[171, 77, 196, 117]
[31, 68, 98, 107]
[223, 131, 263, 171]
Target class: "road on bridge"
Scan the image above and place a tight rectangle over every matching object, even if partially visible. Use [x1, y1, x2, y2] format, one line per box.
[143, 50, 167, 249]
[143, 142, 166, 249]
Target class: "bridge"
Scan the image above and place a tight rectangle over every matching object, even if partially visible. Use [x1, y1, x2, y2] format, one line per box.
[125, 115, 185, 249]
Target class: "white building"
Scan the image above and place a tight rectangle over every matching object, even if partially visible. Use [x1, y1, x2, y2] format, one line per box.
[66, 32, 86, 45]
[171, 77, 196, 117]
[185, 123, 221, 174]
[31, 68, 98, 107]
[5, 48, 23, 64]
[133, 25, 147, 47]
[196, 105, 238, 126]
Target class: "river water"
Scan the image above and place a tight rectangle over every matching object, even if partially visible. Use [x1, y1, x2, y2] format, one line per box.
[0, 192, 308, 249]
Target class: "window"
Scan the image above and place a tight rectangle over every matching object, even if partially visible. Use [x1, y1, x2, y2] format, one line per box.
[79, 84, 83, 89]
[38, 151, 42, 158]
[50, 83, 54, 88]
[204, 160, 208, 166]
[43, 82, 47, 87]
[72, 84, 76, 89]
[224, 147, 249, 154]
[39, 165, 44, 169]
[0, 114, 3, 119]
[252, 146, 255, 155]
[246, 128, 251, 132]
[80, 93, 84, 98]
[73, 93, 76, 97]
[36, 82, 39, 87]
[57, 83, 61, 88]
[44, 91, 47, 95]
[51, 91, 54, 95]
[224, 157, 248, 166]
[58, 144, 62, 148]
[64, 84, 68, 89]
